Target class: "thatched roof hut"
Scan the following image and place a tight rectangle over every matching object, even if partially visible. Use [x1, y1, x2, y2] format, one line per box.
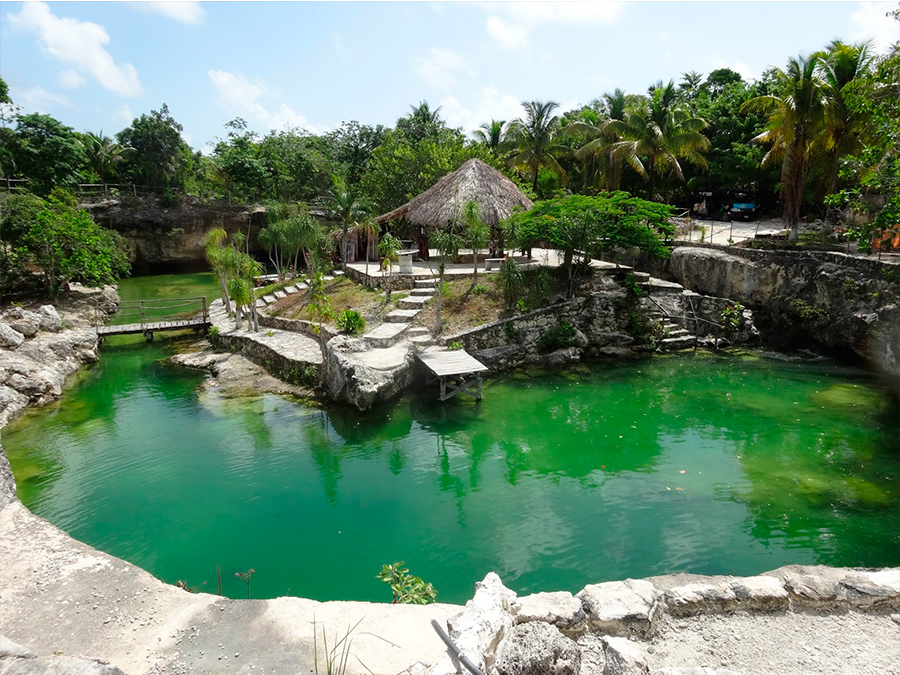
[375, 158, 533, 228]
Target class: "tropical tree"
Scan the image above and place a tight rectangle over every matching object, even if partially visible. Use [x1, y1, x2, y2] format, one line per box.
[306, 271, 334, 387]
[80, 132, 133, 185]
[354, 217, 380, 281]
[323, 174, 368, 264]
[743, 54, 827, 238]
[461, 200, 489, 284]
[11, 113, 86, 194]
[817, 40, 874, 197]
[377, 232, 401, 301]
[116, 103, 188, 189]
[603, 81, 710, 199]
[506, 101, 567, 192]
[473, 120, 507, 156]
[395, 101, 444, 143]
[430, 222, 464, 335]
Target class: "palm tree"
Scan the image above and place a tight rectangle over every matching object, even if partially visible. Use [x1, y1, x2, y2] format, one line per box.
[353, 217, 380, 282]
[396, 101, 444, 142]
[473, 120, 507, 156]
[604, 81, 710, 199]
[566, 90, 629, 191]
[679, 71, 704, 99]
[506, 101, 568, 192]
[817, 40, 873, 196]
[323, 175, 367, 264]
[743, 54, 826, 238]
[81, 131, 133, 185]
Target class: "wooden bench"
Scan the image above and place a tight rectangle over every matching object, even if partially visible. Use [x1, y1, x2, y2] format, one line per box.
[485, 258, 506, 271]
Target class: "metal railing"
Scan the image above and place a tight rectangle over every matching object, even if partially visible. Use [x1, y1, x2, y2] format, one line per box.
[96, 296, 208, 330]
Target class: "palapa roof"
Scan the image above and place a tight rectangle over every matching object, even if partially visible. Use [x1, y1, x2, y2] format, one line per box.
[375, 158, 533, 228]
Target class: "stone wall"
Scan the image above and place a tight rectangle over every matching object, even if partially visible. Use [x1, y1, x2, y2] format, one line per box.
[210, 331, 320, 388]
[258, 314, 339, 342]
[615, 245, 900, 384]
[440, 289, 634, 372]
[0, 440, 15, 512]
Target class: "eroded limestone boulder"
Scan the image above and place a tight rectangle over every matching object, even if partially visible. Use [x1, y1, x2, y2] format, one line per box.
[729, 576, 789, 612]
[0, 323, 25, 349]
[840, 569, 900, 609]
[324, 335, 415, 410]
[577, 579, 660, 638]
[602, 636, 649, 675]
[0, 634, 126, 674]
[1, 308, 40, 338]
[516, 591, 586, 634]
[493, 622, 580, 675]
[664, 583, 735, 617]
[36, 305, 62, 333]
[429, 572, 518, 675]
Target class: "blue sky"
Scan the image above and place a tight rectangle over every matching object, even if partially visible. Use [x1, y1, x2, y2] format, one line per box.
[1, 1, 897, 151]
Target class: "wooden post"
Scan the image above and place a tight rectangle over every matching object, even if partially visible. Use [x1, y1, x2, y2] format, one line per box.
[202, 296, 208, 327]
[140, 301, 146, 329]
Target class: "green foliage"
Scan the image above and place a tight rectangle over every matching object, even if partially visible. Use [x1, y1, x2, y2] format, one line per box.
[208, 326, 220, 338]
[538, 321, 576, 352]
[496, 258, 525, 308]
[785, 297, 831, 324]
[19, 199, 130, 297]
[721, 303, 745, 333]
[11, 113, 86, 194]
[336, 309, 366, 335]
[516, 298, 528, 313]
[377, 562, 437, 605]
[448, 341, 463, 351]
[48, 187, 78, 208]
[882, 266, 900, 286]
[623, 274, 645, 299]
[471, 284, 490, 296]
[117, 104, 187, 189]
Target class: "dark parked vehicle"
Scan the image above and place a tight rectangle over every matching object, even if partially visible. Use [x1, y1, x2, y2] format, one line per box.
[692, 190, 758, 221]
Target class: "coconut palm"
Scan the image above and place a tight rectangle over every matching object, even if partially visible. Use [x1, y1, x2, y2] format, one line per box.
[817, 40, 874, 195]
[604, 81, 710, 199]
[743, 54, 826, 238]
[323, 175, 368, 264]
[506, 101, 568, 192]
[81, 131, 133, 185]
[473, 119, 507, 156]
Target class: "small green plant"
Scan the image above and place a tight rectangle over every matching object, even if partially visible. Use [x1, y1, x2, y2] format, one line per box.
[377, 562, 437, 605]
[516, 298, 528, 313]
[528, 266, 553, 306]
[623, 274, 644, 299]
[208, 325, 220, 338]
[538, 321, 577, 352]
[721, 303, 745, 333]
[267, 330, 275, 337]
[841, 278, 861, 295]
[471, 284, 490, 296]
[448, 341, 463, 351]
[337, 309, 366, 335]
[699, 225, 707, 243]
[496, 258, 524, 308]
[787, 297, 830, 323]
[235, 568, 255, 599]
[504, 320, 518, 340]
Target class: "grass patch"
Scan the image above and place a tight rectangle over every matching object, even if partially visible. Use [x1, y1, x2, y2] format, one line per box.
[271, 277, 386, 328]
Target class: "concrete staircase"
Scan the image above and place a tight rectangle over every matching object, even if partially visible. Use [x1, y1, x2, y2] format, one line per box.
[657, 319, 697, 351]
[363, 278, 436, 348]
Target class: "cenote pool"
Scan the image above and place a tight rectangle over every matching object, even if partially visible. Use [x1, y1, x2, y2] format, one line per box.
[3, 273, 899, 604]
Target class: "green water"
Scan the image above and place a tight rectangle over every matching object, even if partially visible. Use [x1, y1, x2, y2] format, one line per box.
[3, 275, 899, 603]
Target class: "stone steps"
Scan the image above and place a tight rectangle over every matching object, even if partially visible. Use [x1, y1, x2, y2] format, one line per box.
[363, 322, 409, 348]
[414, 278, 438, 288]
[409, 287, 434, 296]
[273, 290, 287, 300]
[262, 294, 277, 305]
[398, 294, 433, 309]
[406, 327, 431, 337]
[385, 309, 421, 323]
[409, 335, 434, 346]
[660, 335, 696, 350]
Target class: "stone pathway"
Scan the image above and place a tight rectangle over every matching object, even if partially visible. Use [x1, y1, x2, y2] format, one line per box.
[362, 277, 436, 348]
[208, 300, 322, 364]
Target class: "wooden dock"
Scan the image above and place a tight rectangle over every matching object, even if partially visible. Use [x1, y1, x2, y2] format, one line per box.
[97, 296, 209, 341]
[417, 349, 488, 401]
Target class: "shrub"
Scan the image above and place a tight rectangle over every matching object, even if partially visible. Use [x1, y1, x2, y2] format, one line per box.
[471, 284, 490, 296]
[337, 309, 366, 335]
[377, 562, 437, 605]
[538, 321, 576, 352]
[448, 341, 463, 351]
[721, 303, 745, 333]
[496, 258, 524, 308]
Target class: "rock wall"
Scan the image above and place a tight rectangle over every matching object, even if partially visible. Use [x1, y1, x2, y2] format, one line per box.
[324, 335, 416, 410]
[211, 330, 320, 388]
[0, 439, 15, 512]
[258, 314, 340, 342]
[441, 289, 635, 372]
[84, 196, 266, 270]
[618, 245, 900, 384]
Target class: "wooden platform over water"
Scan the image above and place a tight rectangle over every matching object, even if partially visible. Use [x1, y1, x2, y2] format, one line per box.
[417, 349, 488, 401]
[96, 296, 209, 341]
[97, 318, 209, 337]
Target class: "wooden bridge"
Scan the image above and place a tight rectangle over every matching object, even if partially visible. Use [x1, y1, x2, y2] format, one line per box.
[96, 296, 210, 341]
[417, 348, 489, 402]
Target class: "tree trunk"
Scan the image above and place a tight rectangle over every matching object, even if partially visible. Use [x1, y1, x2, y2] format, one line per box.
[473, 250, 478, 285]
[219, 279, 232, 315]
[434, 274, 443, 336]
[234, 303, 243, 330]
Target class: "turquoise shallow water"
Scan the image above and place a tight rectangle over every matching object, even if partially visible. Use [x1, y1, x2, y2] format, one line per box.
[3, 275, 899, 603]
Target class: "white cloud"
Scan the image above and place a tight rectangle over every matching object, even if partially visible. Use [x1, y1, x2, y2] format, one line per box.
[413, 48, 470, 90]
[484, 1, 625, 50]
[8, 2, 142, 97]
[57, 69, 86, 89]
[711, 57, 756, 83]
[17, 86, 72, 113]
[113, 104, 134, 123]
[131, 1, 205, 25]
[207, 69, 315, 132]
[849, 1, 898, 53]
[441, 85, 524, 133]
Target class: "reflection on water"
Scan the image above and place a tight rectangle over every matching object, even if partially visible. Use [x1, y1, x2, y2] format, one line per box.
[4, 343, 898, 603]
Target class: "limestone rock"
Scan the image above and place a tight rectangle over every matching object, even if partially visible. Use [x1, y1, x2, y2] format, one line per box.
[430, 573, 518, 675]
[779, 568, 848, 609]
[1, 308, 40, 338]
[0, 323, 25, 349]
[36, 305, 62, 333]
[0, 634, 35, 659]
[324, 335, 415, 410]
[840, 569, 900, 609]
[602, 636, 648, 675]
[0, 654, 126, 674]
[577, 579, 660, 638]
[516, 591, 586, 633]
[651, 669, 745, 675]
[494, 622, 580, 675]
[664, 583, 735, 617]
[728, 576, 788, 612]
